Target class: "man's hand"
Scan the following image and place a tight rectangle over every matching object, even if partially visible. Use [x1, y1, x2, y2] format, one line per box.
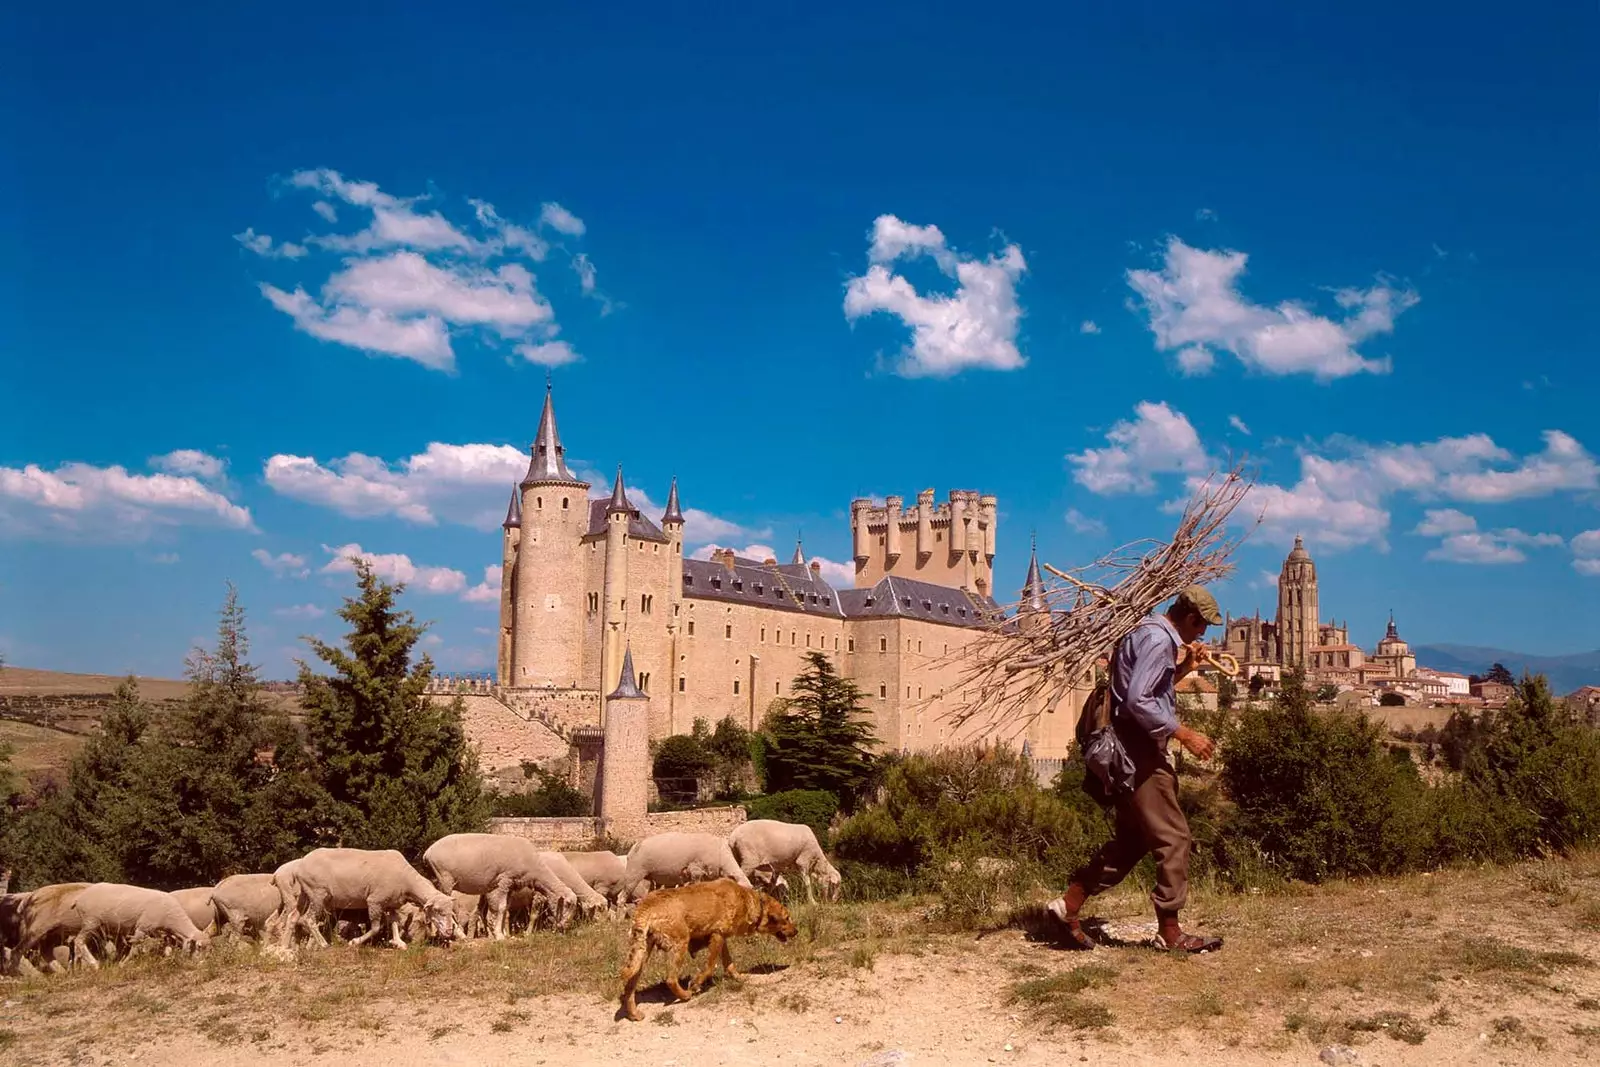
[1175, 725, 1215, 760]
[1175, 640, 1206, 680]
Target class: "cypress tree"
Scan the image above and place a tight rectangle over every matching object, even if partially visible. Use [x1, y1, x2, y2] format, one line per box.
[763, 652, 879, 809]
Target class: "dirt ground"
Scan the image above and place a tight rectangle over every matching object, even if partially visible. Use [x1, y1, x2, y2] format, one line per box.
[4, 852, 1599, 1066]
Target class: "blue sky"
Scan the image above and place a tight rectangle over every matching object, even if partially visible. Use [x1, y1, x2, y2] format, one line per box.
[3, 4, 1598, 679]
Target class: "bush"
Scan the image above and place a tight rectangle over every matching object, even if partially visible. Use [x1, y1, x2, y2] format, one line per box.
[743, 789, 840, 847]
[490, 769, 590, 818]
[652, 735, 713, 780]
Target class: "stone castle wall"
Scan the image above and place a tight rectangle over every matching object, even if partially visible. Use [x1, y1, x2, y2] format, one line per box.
[486, 805, 746, 850]
[430, 694, 569, 775]
[495, 686, 602, 733]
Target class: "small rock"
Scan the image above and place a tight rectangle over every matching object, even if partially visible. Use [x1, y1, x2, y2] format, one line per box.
[1004, 1042, 1014, 1051]
[1359, 949, 1373, 958]
[1318, 1046, 1359, 1066]
[835, 1016, 844, 1024]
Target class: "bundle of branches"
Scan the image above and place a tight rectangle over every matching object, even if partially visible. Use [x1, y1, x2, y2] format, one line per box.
[935, 465, 1255, 743]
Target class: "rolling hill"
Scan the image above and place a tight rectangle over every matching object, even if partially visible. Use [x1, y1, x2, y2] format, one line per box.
[1415, 644, 1600, 694]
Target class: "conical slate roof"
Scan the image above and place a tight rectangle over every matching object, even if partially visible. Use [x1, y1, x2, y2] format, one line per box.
[1021, 535, 1046, 612]
[606, 465, 635, 513]
[521, 384, 582, 485]
[791, 536, 805, 566]
[662, 477, 684, 525]
[608, 646, 646, 700]
[502, 485, 521, 529]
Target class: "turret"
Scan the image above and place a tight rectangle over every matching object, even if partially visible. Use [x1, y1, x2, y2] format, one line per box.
[1020, 534, 1046, 613]
[850, 498, 872, 564]
[497, 485, 520, 683]
[790, 535, 805, 566]
[598, 646, 650, 840]
[600, 465, 634, 706]
[916, 489, 934, 560]
[949, 491, 968, 555]
[884, 495, 903, 562]
[509, 384, 591, 688]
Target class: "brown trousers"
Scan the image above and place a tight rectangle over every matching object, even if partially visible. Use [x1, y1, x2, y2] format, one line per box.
[1071, 762, 1191, 913]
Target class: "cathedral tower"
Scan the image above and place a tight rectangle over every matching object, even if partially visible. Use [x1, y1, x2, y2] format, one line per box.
[1276, 535, 1319, 671]
[508, 385, 591, 687]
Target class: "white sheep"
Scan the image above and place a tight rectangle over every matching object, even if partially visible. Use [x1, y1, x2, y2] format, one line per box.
[538, 851, 610, 920]
[422, 834, 577, 938]
[561, 851, 629, 903]
[278, 848, 455, 950]
[211, 873, 282, 941]
[170, 886, 218, 935]
[4, 883, 91, 973]
[729, 820, 843, 903]
[614, 832, 753, 902]
[70, 884, 210, 968]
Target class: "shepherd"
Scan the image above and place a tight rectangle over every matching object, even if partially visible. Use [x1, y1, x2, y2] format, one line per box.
[1048, 585, 1225, 953]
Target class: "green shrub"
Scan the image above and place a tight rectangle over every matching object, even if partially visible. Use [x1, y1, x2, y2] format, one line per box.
[743, 789, 839, 847]
[490, 770, 590, 818]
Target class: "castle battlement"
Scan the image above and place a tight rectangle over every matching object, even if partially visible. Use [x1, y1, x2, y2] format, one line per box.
[849, 488, 997, 592]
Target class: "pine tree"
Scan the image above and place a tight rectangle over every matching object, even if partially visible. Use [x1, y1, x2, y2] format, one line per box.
[762, 652, 879, 810]
[301, 558, 488, 856]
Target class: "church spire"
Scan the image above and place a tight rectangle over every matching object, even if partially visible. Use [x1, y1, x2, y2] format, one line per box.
[522, 382, 579, 485]
[1386, 609, 1398, 640]
[501, 485, 521, 529]
[791, 533, 805, 566]
[662, 476, 684, 525]
[608, 645, 645, 700]
[1021, 532, 1046, 612]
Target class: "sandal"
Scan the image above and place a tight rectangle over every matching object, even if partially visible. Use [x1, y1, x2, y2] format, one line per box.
[1163, 932, 1223, 953]
[1058, 921, 1098, 950]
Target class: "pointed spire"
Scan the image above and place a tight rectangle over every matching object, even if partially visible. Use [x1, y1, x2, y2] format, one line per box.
[608, 645, 645, 700]
[1386, 610, 1398, 640]
[606, 465, 633, 513]
[502, 485, 521, 529]
[1021, 532, 1046, 612]
[662, 476, 684, 526]
[522, 382, 580, 484]
[791, 533, 805, 566]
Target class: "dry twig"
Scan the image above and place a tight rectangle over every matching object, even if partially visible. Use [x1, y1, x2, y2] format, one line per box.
[934, 465, 1256, 742]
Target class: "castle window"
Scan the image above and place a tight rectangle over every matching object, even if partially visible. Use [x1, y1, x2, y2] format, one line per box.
[775, 681, 780, 695]
[907, 639, 912, 652]
[536, 496, 543, 509]
[775, 629, 781, 644]
[639, 672, 650, 692]
[653, 544, 659, 554]
[678, 676, 686, 692]
[907, 686, 911, 698]
[641, 594, 653, 615]
[790, 632, 796, 646]
[879, 637, 887, 653]
[834, 636, 839, 650]
[943, 644, 948, 654]
[760, 627, 766, 642]
[806, 634, 812, 648]
[878, 684, 886, 698]
[687, 621, 695, 636]
[587, 592, 599, 613]
[733, 679, 741, 695]
[754, 583, 763, 594]
[562, 497, 568, 509]
[725, 624, 733, 639]
[848, 638, 856, 653]
[733, 579, 742, 591]
[711, 576, 721, 589]
[684, 575, 693, 586]
[941, 605, 949, 614]
[917, 640, 922, 653]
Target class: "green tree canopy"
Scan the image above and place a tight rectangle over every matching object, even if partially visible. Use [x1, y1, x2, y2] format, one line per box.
[300, 558, 488, 855]
[762, 652, 879, 810]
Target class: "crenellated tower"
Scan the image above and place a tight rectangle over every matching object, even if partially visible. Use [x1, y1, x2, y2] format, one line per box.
[849, 488, 997, 593]
[506, 384, 591, 687]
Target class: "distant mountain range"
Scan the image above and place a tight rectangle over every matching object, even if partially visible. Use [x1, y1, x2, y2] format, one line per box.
[1415, 644, 1600, 695]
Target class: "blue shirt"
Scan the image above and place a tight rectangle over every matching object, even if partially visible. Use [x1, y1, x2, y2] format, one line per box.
[1111, 614, 1182, 767]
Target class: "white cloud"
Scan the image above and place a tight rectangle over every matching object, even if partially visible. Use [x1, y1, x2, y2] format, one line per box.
[0, 459, 253, 541]
[1195, 208, 1218, 222]
[274, 603, 326, 619]
[539, 201, 586, 237]
[253, 548, 310, 579]
[264, 442, 525, 528]
[692, 543, 777, 563]
[1064, 508, 1107, 536]
[461, 565, 502, 604]
[1228, 415, 1251, 435]
[1175, 345, 1215, 376]
[234, 227, 307, 260]
[151, 450, 226, 482]
[321, 543, 468, 596]
[1412, 508, 1560, 564]
[1127, 237, 1417, 381]
[1250, 570, 1279, 590]
[1574, 530, 1600, 576]
[250, 170, 596, 373]
[152, 552, 180, 565]
[1437, 431, 1599, 502]
[688, 541, 851, 586]
[1079, 320, 1101, 335]
[1068, 401, 1211, 494]
[809, 556, 855, 587]
[1244, 477, 1391, 552]
[844, 214, 1027, 378]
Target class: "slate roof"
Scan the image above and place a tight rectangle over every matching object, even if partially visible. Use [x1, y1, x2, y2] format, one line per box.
[681, 556, 843, 617]
[584, 498, 670, 543]
[835, 575, 1002, 629]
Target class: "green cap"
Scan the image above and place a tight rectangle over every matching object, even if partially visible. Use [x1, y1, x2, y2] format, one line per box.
[1176, 585, 1222, 625]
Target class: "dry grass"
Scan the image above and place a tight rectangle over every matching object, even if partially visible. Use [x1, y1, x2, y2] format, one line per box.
[4, 852, 1600, 1064]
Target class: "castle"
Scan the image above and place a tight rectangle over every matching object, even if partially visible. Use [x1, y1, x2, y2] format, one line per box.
[1221, 535, 1418, 686]
[491, 387, 1082, 759]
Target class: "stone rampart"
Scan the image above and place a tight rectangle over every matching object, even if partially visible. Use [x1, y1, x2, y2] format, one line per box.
[487, 816, 601, 850]
[640, 805, 746, 840]
[434, 694, 569, 775]
[496, 686, 603, 735]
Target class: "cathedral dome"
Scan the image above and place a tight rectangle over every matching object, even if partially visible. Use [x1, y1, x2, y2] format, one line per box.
[1286, 535, 1311, 563]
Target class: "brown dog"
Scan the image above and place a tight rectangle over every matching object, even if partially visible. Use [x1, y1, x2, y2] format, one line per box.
[619, 877, 796, 1021]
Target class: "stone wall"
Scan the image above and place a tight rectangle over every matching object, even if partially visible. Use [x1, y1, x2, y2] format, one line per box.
[440, 694, 569, 776]
[640, 805, 746, 840]
[496, 686, 603, 733]
[485, 805, 747, 849]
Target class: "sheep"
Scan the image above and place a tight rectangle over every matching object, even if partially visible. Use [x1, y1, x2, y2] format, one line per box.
[278, 848, 455, 951]
[6, 883, 91, 973]
[170, 886, 218, 935]
[729, 820, 843, 904]
[212, 873, 281, 941]
[614, 832, 752, 903]
[423, 834, 577, 938]
[451, 892, 485, 940]
[538, 851, 611, 920]
[562, 851, 629, 903]
[70, 884, 210, 968]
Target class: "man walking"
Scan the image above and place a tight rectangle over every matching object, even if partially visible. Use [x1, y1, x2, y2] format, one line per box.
[1048, 586, 1224, 953]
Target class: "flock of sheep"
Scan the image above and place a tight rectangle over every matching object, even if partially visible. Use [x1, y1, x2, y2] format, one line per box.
[0, 819, 843, 975]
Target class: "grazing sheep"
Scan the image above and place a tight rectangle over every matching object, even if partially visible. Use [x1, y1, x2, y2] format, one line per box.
[280, 848, 455, 950]
[563, 851, 629, 903]
[7, 883, 91, 973]
[423, 834, 577, 938]
[70, 884, 210, 968]
[170, 886, 218, 935]
[614, 833, 752, 903]
[451, 892, 485, 940]
[212, 873, 281, 941]
[729, 820, 843, 903]
[539, 851, 610, 920]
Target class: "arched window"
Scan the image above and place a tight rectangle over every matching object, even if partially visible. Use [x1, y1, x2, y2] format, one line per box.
[536, 496, 543, 509]
[561, 497, 568, 509]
